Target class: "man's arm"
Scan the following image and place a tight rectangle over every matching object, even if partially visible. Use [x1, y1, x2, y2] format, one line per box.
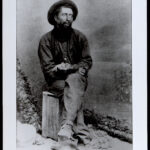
[38, 41, 61, 81]
[38, 39, 75, 80]
[73, 34, 93, 76]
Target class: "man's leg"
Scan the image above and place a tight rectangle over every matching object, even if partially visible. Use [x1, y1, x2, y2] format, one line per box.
[73, 105, 91, 144]
[58, 73, 89, 143]
[64, 73, 87, 122]
[47, 80, 65, 97]
[46, 75, 91, 144]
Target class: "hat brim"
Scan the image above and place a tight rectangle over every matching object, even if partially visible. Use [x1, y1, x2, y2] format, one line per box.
[47, 0, 78, 25]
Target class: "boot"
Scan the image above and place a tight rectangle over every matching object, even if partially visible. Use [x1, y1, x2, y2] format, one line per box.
[58, 120, 78, 146]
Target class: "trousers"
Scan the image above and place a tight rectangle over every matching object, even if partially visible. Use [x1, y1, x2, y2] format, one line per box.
[46, 72, 91, 144]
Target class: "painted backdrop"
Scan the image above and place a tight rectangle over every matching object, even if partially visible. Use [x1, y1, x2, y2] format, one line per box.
[17, 0, 132, 122]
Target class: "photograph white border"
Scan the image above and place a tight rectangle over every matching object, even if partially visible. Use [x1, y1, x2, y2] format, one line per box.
[3, 0, 147, 149]
[132, 0, 147, 149]
[3, 0, 16, 149]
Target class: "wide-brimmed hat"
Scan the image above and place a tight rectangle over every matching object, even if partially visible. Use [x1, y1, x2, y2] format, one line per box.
[47, 0, 78, 25]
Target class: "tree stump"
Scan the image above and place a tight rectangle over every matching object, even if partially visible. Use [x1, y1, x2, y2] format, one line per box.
[42, 91, 61, 140]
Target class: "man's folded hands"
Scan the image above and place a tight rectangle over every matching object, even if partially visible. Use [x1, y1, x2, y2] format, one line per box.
[52, 63, 74, 73]
[52, 63, 87, 76]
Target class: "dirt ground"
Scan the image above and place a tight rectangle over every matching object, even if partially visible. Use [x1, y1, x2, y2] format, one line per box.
[17, 126, 132, 150]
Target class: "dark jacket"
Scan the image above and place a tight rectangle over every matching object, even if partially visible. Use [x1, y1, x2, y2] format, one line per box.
[38, 28, 92, 84]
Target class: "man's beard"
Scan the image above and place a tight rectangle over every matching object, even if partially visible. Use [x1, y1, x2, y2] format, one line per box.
[54, 22, 72, 41]
[57, 21, 72, 30]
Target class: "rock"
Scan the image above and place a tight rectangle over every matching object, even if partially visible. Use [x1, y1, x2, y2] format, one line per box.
[16, 121, 36, 147]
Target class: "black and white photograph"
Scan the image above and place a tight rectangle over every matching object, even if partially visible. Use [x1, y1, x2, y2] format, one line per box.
[3, 0, 147, 150]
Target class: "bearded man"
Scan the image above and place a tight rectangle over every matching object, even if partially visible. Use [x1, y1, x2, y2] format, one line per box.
[38, 0, 92, 145]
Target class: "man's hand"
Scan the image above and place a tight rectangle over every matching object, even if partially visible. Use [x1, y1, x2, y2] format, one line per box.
[78, 67, 87, 76]
[52, 63, 73, 72]
[57, 63, 73, 71]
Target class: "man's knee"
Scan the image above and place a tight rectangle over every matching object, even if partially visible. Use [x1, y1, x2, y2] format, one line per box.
[66, 73, 86, 83]
[66, 73, 87, 91]
[47, 80, 65, 96]
[50, 80, 65, 91]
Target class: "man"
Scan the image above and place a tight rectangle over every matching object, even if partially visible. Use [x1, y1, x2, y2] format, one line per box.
[38, 0, 92, 145]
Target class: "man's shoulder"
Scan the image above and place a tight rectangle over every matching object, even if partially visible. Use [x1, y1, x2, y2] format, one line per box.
[39, 30, 53, 44]
[72, 28, 88, 41]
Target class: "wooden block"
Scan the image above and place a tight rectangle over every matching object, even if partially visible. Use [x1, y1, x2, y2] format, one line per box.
[42, 91, 60, 140]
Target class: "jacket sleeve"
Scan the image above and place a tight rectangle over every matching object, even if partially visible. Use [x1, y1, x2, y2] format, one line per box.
[38, 40, 60, 81]
[74, 34, 92, 72]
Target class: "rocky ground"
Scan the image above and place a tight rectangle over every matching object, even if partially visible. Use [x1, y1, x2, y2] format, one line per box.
[17, 126, 132, 150]
[84, 109, 132, 143]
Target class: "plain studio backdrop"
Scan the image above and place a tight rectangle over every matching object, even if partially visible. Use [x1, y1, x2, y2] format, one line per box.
[16, 0, 132, 120]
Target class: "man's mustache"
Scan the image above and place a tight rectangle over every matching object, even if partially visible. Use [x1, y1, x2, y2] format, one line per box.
[56, 21, 72, 29]
[63, 21, 71, 25]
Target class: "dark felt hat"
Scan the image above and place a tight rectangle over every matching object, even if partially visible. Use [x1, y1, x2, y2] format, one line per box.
[47, 0, 78, 25]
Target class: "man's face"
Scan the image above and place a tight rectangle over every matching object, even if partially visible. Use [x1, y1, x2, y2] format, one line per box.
[54, 7, 73, 29]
